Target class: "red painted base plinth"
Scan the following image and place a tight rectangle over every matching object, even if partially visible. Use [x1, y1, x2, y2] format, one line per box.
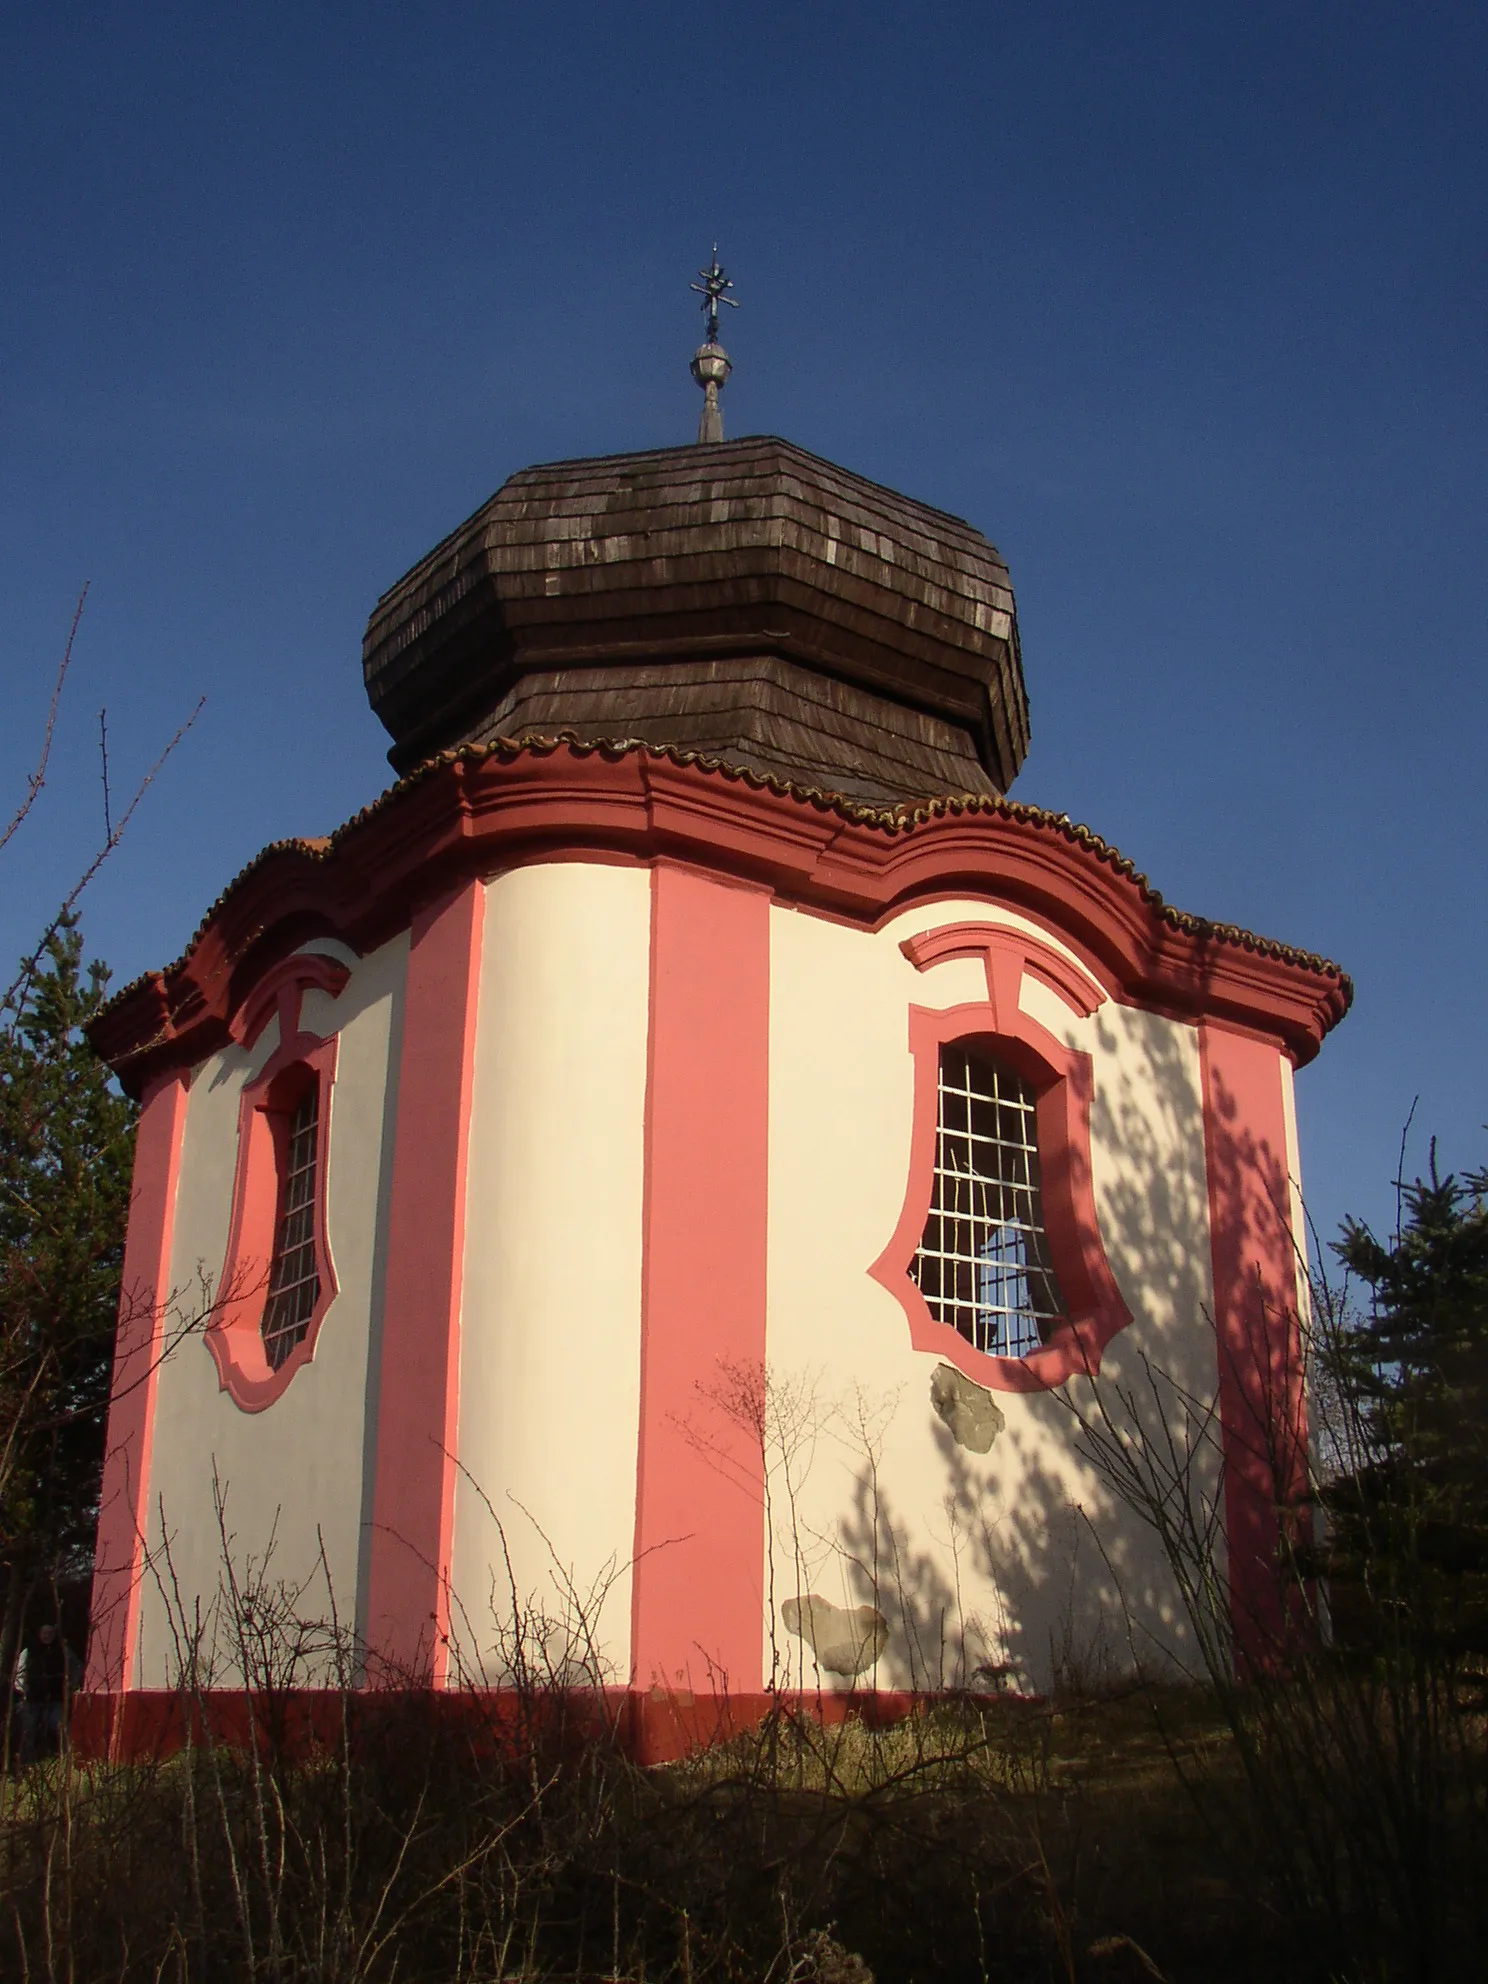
[72, 1685, 931, 1769]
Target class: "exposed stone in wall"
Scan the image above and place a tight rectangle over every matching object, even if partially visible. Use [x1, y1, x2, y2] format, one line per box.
[781, 1595, 889, 1677]
[930, 1362, 1006, 1453]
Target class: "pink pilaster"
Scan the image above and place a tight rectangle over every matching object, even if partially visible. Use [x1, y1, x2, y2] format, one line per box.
[1199, 1023, 1309, 1667]
[362, 880, 485, 1683]
[631, 863, 771, 1714]
[85, 1069, 190, 1701]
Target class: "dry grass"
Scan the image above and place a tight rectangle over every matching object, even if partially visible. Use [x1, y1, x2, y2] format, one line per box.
[0, 1683, 1322, 1984]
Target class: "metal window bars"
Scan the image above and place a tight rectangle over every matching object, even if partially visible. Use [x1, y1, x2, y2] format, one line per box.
[262, 1085, 321, 1371]
[911, 1045, 1067, 1359]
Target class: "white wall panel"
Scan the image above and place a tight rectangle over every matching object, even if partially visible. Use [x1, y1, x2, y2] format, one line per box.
[450, 862, 650, 1686]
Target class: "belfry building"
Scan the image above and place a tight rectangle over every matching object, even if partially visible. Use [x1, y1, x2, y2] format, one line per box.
[83, 272, 1349, 1755]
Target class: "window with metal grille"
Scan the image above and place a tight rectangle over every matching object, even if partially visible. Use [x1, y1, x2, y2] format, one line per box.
[911, 1044, 1068, 1359]
[262, 1085, 321, 1371]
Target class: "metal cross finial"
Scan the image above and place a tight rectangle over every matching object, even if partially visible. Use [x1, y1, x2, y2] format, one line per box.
[690, 246, 738, 345]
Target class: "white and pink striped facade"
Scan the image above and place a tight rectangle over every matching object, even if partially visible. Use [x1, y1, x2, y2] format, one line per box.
[83, 741, 1348, 1758]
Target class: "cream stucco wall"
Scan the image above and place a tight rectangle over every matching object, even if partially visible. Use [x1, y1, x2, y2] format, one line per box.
[134, 935, 406, 1688]
[763, 898, 1219, 1695]
[449, 861, 650, 1687]
[124, 869, 1237, 1702]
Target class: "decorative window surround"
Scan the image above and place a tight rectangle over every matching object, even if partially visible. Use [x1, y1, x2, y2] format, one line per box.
[208, 953, 348, 1412]
[871, 921, 1131, 1394]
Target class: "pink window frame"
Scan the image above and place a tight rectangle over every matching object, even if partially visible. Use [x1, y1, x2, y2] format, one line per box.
[869, 921, 1132, 1394]
[207, 953, 348, 1412]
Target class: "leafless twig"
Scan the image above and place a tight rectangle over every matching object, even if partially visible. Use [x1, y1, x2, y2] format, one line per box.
[2, 695, 205, 1020]
[97, 708, 111, 842]
[0, 584, 88, 858]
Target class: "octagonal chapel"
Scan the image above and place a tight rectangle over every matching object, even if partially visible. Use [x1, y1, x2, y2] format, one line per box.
[81, 294, 1349, 1759]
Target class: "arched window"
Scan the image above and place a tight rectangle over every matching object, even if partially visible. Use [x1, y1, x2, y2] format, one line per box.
[910, 1044, 1067, 1359]
[262, 1080, 322, 1370]
[208, 953, 345, 1411]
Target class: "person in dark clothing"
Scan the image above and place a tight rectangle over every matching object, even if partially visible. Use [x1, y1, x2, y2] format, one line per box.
[17, 1622, 81, 1765]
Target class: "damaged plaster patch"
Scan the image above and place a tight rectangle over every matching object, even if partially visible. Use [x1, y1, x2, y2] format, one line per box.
[781, 1595, 889, 1677]
[930, 1362, 1005, 1453]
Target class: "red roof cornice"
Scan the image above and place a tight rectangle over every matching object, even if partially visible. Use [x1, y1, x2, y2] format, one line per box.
[89, 738, 1351, 1095]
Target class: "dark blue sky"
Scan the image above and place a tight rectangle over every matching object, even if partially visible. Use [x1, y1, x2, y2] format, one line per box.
[3, 2, 1484, 1257]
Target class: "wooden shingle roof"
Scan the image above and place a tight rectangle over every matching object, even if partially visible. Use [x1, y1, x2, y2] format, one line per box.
[363, 437, 1030, 802]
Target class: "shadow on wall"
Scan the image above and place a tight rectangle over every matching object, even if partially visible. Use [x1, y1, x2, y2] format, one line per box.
[831, 1415, 1151, 1696]
[1087, 1004, 1215, 1369]
[827, 1005, 1238, 1694]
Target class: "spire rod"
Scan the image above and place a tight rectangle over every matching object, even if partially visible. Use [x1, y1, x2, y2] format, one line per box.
[689, 246, 738, 444]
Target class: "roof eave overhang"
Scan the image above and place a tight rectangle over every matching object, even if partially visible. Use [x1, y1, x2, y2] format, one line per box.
[89, 741, 1351, 1097]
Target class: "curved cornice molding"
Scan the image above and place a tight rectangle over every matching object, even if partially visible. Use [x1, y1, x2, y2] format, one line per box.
[89, 739, 1352, 1094]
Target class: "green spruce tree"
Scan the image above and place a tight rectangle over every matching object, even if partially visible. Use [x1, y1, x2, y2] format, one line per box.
[0, 916, 136, 1693]
[1329, 1143, 1488, 1655]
